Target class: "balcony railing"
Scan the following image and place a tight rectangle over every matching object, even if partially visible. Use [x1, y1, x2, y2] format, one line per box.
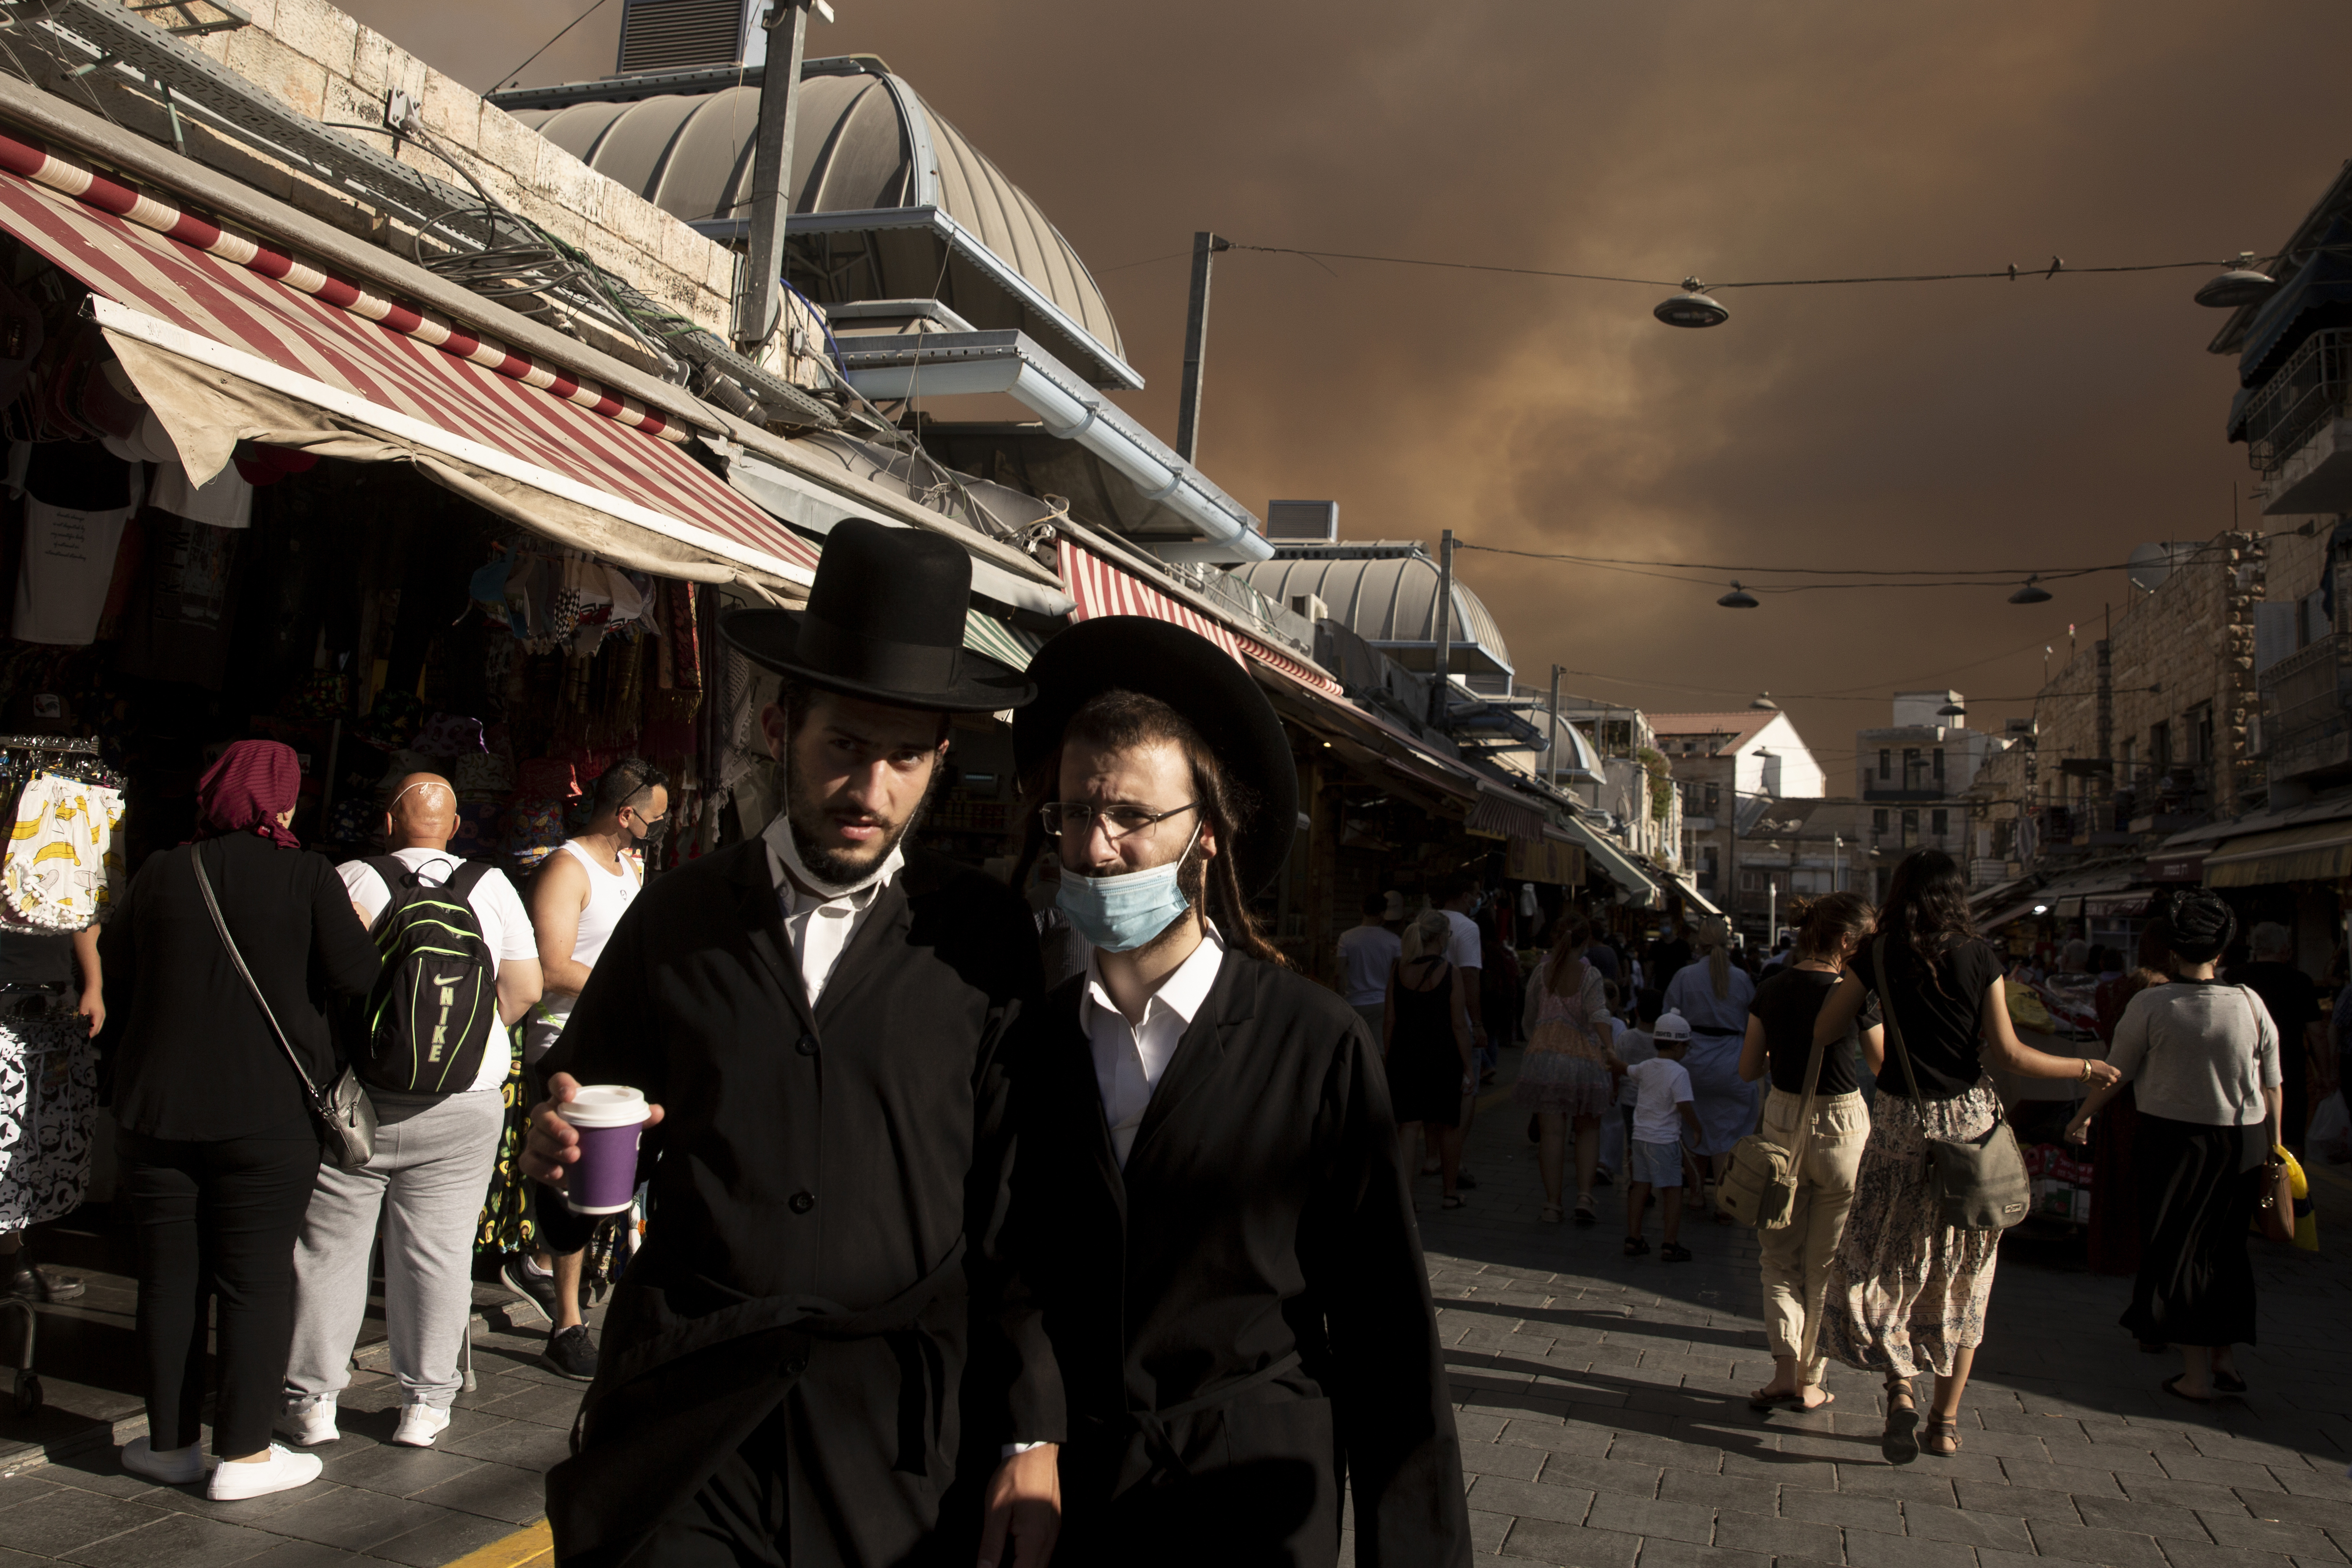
[2243, 328, 2352, 474]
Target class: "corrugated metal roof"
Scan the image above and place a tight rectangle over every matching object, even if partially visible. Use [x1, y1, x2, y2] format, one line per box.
[507, 69, 1123, 367]
[1234, 550, 1512, 677]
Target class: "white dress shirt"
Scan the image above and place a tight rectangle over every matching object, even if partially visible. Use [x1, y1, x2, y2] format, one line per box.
[1079, 922, 1228, 1166]
[762, 816, 902, 1004]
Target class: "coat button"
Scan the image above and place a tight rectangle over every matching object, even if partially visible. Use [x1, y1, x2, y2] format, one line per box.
[789, 1191, 815, 1214]
[796, 1034, 818, 1056]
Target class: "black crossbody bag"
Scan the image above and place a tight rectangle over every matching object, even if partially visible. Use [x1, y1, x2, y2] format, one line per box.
[191, 841, 377, 1169]
[1873, 936, 2030, 1230]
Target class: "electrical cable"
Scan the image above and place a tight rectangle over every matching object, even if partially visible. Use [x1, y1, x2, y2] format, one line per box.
[1226, 242, 2232, 292]
[496, 0, 614, 93]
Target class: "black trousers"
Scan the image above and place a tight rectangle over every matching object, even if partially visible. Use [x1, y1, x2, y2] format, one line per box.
[117, 1122, 321, 1457]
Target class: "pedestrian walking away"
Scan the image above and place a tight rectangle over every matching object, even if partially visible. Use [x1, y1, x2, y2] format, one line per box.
[96, 739, 381, 1499]
[1336, 887, 1402, 1042]
[2068, 889, 2282, 1402]
[1386, 908, 1474, 1207]
[1004, 615, 1472, 1567]
[1516, 913, 1625, 1226]
[510, 756, 667, 1382]
[1623, 1013, 1701, 1261]
[278, 773, 544, 1452]
[2229, 920, 2323, 1151]
[1663, 916, 1759, 1217]
[521, 520, 1060, 1568]
[1811, 850, 2122, 1464]
[1738, 892, 1880, 1412]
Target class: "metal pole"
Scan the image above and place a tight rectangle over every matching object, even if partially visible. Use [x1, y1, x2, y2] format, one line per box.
[733, 1, 812, 355]
[1428, 530, 1454, 730]
[1174, 232, 1226, 464]
[1546, 663, 1562, 787]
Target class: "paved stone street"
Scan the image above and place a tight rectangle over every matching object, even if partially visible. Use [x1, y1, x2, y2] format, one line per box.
[1405, 1067, 2352, 1567]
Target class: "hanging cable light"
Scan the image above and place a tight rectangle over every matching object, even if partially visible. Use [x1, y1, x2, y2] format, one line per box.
[1717, 580, 1760, 607]
[1749, 692, 1779, 710]
[1938, 700, 1966, 719]
[2009, 576, 2054, 605]
[2194, 253, 2279, 309]
[1655, 278, 1729, 328]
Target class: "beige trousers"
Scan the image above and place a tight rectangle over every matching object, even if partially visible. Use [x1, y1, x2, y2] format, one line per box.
[1756, 1087, 1870, 1385]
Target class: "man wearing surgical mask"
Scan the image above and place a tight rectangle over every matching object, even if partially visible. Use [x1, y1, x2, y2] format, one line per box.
[1006, 616, 1470, 1567]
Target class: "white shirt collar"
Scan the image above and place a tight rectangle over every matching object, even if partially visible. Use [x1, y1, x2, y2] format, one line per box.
[763, 812, 902, 914]
[1078, 920, 1226, 1035]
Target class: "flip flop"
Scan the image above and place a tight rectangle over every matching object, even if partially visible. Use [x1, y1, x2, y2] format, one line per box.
[2212, 1372, 2247, 1394]
[1747, 1387, 1796, 1412]
[1882, 1393, 1919, 1465]
[2162, 1374, 2212, 1405]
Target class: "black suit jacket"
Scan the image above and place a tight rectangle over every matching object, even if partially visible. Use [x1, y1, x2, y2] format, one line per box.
[540, 836, 1055, 1567]
[1011, 947, 1471, 1568]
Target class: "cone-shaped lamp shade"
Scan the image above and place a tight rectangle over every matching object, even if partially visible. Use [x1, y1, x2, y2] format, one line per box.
[2194, 268, 2278, 309]
[1718, 580, 1760, 608]
[2009, 577, 2054, 605]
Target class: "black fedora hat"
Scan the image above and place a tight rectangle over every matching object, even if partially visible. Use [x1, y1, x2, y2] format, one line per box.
[1013, 616, 1298, 896]
[720, 518, 1035, 713]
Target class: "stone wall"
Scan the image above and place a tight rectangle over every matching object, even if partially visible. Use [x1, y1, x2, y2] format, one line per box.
[2028, 529, 2264, 821]
[68, 0, 821, 389]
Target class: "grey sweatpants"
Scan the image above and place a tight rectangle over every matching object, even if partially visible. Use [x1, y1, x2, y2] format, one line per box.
[284, 1089, 505, 1410]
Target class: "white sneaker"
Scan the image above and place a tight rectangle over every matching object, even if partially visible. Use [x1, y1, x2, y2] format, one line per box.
[206, 1443, 322, 1501]
[274, 1396, 338, 1447]
[120, 1436, 208, 1485]
[391, 1402, 451, 1448]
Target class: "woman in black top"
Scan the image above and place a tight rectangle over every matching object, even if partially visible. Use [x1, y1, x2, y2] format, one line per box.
[1386, 909, 1473, 1207]
[1810, 851, 2120, 1464]
[1737, 893, 1880, 1412]
[98, 740, 378, 1497]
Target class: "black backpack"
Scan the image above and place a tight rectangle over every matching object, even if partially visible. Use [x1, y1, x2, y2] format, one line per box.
[358, 855, 500, 1094]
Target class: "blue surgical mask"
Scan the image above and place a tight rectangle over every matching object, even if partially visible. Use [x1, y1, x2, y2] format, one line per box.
[1057, 828, 1198, 953]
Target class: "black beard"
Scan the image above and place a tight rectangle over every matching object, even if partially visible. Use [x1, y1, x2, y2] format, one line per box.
[785, 761, 943, 884]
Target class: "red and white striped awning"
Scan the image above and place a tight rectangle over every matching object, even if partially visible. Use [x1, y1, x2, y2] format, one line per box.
[0, 130, 818, 590]
[1056, 539, 1346, 696]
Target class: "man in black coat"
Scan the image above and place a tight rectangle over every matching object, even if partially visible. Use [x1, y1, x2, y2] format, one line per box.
[1006, 617, 1471, 1567]
[523, 521, 1062, 1568]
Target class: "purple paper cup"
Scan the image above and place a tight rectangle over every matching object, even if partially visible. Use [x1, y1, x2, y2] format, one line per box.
[563, 1085, 650, 1215]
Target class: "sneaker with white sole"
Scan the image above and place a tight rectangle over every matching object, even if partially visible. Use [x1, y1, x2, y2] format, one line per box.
[206, 1443, 322, 1501]
[274, 1396, 338, 1447]
[391, 1403, 451, 1448]
[120, 1436, 208, 1486]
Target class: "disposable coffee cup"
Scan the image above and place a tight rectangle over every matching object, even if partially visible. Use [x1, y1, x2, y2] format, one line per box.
[563, 1085, 650, 1215]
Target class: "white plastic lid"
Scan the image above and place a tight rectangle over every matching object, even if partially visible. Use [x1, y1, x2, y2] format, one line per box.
[564, 1084, 650, 1129]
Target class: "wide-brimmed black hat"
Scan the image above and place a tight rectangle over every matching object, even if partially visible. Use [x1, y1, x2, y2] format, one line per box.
[719, 518, 1035, 713]
[1014, 616, 1297, 895]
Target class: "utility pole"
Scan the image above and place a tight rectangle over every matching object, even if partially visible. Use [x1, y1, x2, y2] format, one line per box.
[733, 0, 822, 355]
[1174, 232, 1228, 464]
[1428, 530, 1455, 730]
[1546, 663, 1563, 787]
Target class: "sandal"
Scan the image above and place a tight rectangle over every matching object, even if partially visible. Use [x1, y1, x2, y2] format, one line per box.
[1441, 1194, 1464, 1210]
[1540, 1203, 1562, 1224]
[1922, 1416, 1962, 1457]
[2161, 1374, 2212, 1405]
[2213, 1372, 2247, 1395]
[1622, 1235, 1650, 1257]
[1881, 1381, 1919, 1466]
[1573, 1196, 1597, 1227]
[1747, 1386, 1797, 1412]
[1660, 1242, 1693, 1262]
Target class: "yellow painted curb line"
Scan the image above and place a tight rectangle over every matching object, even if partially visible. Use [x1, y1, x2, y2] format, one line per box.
[444, 1520, 552, 1568]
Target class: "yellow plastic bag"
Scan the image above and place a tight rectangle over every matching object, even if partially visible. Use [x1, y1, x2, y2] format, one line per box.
[2006, 984, 2056, 1035]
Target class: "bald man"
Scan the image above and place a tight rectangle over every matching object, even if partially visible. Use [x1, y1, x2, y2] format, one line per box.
[277, 774, 543, 1450]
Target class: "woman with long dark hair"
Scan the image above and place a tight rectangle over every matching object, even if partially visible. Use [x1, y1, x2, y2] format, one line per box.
[1516, 914, 1624, 1224]
[2066, 890, 2280, 1400]
[1738, 892, 1880, 1411]
[1811, 850, 2120, 1462]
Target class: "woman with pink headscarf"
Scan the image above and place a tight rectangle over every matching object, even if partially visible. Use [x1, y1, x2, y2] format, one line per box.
[98, 740, 378, 1499]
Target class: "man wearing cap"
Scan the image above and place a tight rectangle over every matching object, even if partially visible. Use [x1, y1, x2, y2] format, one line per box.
[1004, 617, 1470, 1565]
[521, 520, 1061, 1568]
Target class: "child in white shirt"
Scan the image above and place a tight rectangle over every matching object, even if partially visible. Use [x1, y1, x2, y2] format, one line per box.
[1624, 1011, 1701, 1260]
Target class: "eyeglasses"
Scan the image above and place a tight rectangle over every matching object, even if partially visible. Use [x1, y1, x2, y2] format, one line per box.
[1039, 801, 1198, 841]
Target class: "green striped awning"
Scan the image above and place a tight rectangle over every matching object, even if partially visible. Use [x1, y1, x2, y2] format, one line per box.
[965, 609, 1044, 671]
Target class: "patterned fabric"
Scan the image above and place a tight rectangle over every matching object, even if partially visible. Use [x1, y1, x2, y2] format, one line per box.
[1819, 1080, 2004, 1379]
[1515, 959, 1619, 1117]
[3, 773, 125, 930]
[414, 712, 486, 757]
[474, 1024, 535, 1258]
[196, 737, 302, 847]
[0, 1003, 97, 1231]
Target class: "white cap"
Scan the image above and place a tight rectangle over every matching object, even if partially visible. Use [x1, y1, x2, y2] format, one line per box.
[1652, 1011, 1692, 1042]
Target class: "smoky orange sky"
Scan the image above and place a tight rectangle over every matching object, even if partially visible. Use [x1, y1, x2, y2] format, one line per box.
[345, 0, 2352, 783]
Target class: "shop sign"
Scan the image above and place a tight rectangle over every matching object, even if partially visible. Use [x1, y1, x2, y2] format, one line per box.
[1505, 836, 1584, 885]
[2147, 852, 2205, 883]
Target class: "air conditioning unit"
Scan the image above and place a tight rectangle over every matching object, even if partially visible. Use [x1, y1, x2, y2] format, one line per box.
[1289, 593, 1330, 623]
[617, 0, 764, 76]
[1266, 500, 1339, 541]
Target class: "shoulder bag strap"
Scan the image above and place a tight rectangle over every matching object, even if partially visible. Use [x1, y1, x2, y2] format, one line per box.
[191, 841, 324, 1102]
[1873, 935, 1928, 1102]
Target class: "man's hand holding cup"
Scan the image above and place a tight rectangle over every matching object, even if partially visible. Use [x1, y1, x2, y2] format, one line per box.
[526, 1071, 665, 1214]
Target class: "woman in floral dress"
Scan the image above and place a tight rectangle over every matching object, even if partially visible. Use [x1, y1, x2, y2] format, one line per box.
[1811, 850, 2120, 1463]
[1517, 914, 1625, 1225]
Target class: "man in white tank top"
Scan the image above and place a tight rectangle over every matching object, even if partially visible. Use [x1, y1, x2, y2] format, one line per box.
[509, 759, 667, 1380]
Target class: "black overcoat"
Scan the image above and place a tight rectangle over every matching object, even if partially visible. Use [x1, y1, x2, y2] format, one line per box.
[1009, 947, 1471, 1567]
[538, 836, 1058, 1568]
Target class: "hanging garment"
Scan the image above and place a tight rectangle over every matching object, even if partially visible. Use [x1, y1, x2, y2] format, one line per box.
[148, 457, 253, 529]
[0, 1001, 99, 1231]
[1, 773, 124, 931]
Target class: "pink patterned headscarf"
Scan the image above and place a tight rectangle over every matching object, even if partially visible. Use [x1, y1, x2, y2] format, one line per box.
[195, 739, 302, 849]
